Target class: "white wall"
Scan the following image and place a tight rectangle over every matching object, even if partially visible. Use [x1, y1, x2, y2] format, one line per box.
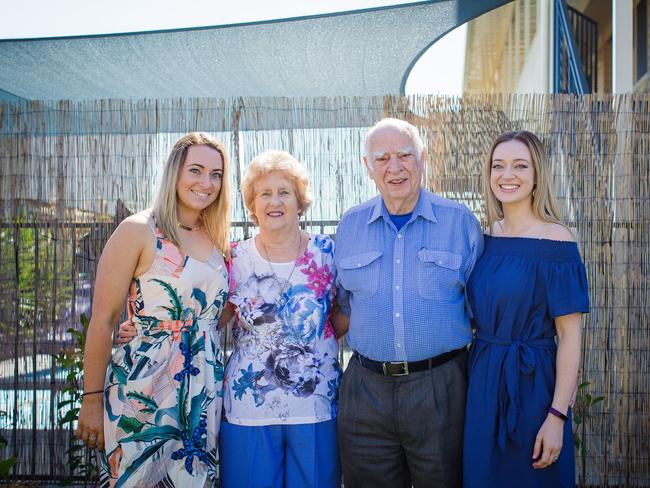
[515, 0, 553, 93]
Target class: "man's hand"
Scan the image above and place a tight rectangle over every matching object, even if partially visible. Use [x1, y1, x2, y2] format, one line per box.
[331, 303, 350, 338]
[116, 320, 137, 345]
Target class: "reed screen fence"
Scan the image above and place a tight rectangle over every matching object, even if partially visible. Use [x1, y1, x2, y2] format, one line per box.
[0, 94, 647, 486]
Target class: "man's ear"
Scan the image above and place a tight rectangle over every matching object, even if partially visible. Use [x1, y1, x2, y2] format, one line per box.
[363, 156, 374, 177]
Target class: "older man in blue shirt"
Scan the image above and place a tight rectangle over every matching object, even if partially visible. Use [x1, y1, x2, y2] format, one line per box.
[334, 118, 483, 488]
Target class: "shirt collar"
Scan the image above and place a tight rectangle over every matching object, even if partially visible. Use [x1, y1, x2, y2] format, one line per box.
[367, 188, 437, 225]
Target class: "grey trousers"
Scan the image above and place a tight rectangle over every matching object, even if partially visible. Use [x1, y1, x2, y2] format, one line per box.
[337, 350, 468, 488]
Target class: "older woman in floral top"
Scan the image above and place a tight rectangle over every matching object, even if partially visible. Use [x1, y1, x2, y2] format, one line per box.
[219, 150, 341, 487]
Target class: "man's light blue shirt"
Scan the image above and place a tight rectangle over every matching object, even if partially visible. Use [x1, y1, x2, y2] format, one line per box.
[334, 188, 484, 362]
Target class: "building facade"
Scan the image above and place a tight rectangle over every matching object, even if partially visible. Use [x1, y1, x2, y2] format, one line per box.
[463, 0, 647, 94]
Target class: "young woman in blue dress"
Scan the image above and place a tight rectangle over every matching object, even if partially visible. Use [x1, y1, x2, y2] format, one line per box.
[463, 131, 590, 487]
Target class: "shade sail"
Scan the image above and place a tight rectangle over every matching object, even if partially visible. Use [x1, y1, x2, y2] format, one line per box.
[0, 0, 511, 102]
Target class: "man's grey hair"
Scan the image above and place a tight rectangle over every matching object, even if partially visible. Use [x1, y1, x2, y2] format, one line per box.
[363, 118, 425, 164]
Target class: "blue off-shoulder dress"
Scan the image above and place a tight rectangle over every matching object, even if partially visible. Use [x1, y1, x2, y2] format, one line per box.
[463, 235, 590, 488]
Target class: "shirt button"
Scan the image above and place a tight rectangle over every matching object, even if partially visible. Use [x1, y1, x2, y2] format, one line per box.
[357, 263, 361, 267]
[395, 312, 400, 318]
[396, 342, 401, 347]
[437, 260, 442, 265]
[396, 259, 401, 264]
[395, 285, 400, 290]
[397, 234, 402, 239]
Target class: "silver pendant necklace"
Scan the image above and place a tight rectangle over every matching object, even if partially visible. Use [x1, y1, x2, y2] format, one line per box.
[259, 232, 304, 307]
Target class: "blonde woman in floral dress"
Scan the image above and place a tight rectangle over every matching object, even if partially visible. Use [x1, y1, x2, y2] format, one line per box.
[76, 133, 231, 487]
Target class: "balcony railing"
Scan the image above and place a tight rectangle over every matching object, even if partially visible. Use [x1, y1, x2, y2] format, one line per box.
[554, 0, 597, 94]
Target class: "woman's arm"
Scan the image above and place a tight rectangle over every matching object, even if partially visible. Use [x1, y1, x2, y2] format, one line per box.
[532, 312, 582, 468]
[75, 219, 148, 450]
[117, 300, 236, 344]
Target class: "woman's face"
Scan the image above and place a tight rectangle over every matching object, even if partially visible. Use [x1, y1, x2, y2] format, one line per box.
[176, 144, 223, 213]
[489, 139, 536, 207]
[252, 172, 301, 233]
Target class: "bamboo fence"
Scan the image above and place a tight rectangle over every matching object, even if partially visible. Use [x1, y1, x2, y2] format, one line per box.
[0, 94, 647, 485]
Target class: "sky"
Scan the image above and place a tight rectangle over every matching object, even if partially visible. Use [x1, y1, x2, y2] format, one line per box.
[0, 0, 467, 96]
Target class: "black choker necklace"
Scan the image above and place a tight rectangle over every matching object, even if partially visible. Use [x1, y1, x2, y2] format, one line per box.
[178, 221, 201, 231]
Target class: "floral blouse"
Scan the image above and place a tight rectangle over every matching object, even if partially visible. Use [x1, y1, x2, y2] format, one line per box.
[224, 234, 341, 426]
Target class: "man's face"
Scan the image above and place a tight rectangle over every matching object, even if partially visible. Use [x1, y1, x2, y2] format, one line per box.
[363, 128, 425, 213]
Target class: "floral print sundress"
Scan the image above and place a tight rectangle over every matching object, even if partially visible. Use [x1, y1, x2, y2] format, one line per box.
[224, 234, 341, 426]
[99, 214, 228, 488]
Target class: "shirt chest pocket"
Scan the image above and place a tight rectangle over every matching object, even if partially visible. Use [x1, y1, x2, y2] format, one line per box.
[417, 249, 462, 301]
[338, 251, 382, 300]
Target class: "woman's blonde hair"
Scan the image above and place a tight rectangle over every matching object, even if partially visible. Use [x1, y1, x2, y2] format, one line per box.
[153, 132, 231, 258]
[241, 150, 312, 224]
[483, 131, 564, 233]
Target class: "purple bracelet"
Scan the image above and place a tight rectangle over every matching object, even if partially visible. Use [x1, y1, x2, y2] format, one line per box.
[548, 406, 569, 421]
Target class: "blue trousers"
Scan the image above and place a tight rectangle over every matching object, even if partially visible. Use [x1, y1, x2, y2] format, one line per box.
[219, 418, 340, 488]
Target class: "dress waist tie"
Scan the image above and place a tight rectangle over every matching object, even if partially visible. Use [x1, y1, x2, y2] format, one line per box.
[475, 330, 556, 450]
